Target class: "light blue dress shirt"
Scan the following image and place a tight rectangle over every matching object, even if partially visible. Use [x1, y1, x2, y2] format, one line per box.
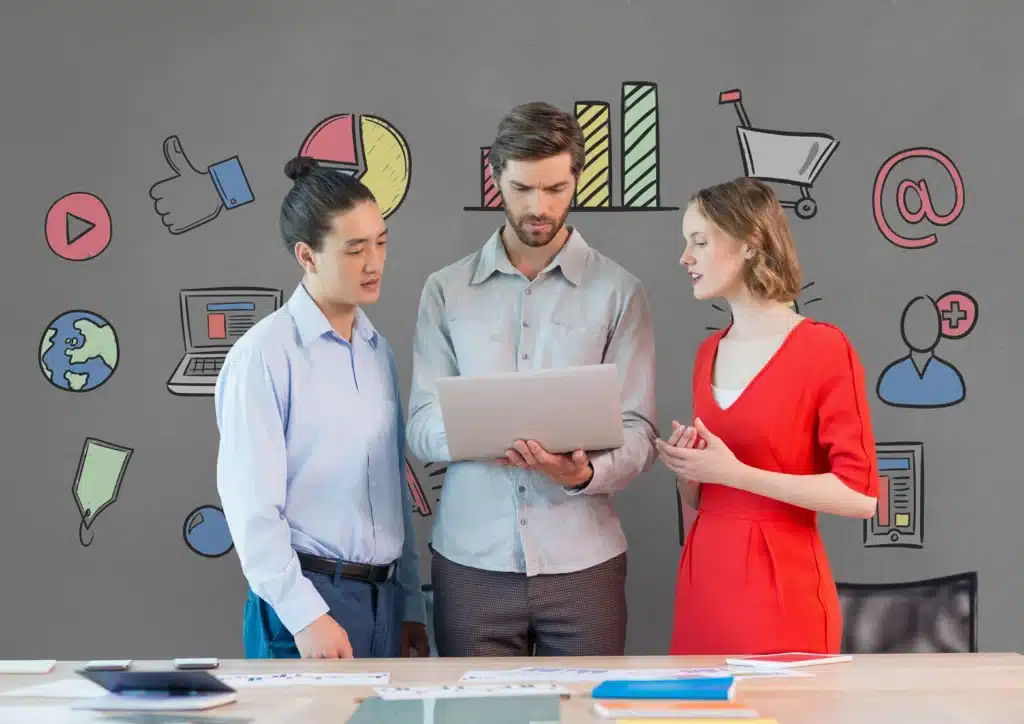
[215, 282, 425, 636]
[406, 227, 659, 576]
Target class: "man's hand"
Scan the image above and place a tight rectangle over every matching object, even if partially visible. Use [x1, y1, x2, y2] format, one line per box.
[499, 440, 593, 488]
[401, 622, 430, 657]
[293, 614, 354, 659]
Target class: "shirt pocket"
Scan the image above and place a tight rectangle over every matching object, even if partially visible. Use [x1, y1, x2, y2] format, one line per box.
[448, 315, 515, 375]
[546, 310, 609, 367]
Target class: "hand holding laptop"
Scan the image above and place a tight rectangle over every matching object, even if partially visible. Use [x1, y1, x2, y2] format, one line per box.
[498, 440, 593, 489]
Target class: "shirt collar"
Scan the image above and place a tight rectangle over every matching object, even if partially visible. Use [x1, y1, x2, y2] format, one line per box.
[470, 226, 588, 287]
[287, 282, 379, 348]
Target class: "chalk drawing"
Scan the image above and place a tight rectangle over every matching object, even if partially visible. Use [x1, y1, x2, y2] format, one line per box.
[872, 147, 964, 249]
[466, 82, 677, 212]
[876, 292, 976, 408]
[865, 441, 924, 549]
[149, 135, 253, 234]
[297, 113, 411, 219]
[73, 438, 133, 547]
[718, 88, 839, 219]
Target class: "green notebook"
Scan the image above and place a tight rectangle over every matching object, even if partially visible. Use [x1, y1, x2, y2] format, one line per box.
[348, 694, 561, 724]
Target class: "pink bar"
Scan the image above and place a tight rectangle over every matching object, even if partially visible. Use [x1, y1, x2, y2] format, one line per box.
[481, 147, 503, 208]
[877, 475, 890, 526]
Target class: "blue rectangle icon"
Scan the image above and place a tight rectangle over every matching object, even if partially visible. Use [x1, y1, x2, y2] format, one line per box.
[206, 302, 256, 312]
[878, 458, 911, 471]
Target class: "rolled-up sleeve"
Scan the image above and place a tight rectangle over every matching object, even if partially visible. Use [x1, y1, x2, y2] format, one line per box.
[816, 327, 879, 498]
[406, 274, 458, 464]
[214, 343, 328, 635]
[581, 280, 658, 495]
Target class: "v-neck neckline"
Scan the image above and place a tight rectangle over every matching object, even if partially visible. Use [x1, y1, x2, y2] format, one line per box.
[706, 318, 809, 413]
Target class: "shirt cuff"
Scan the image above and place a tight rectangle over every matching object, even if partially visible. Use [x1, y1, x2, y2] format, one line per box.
[402, 589, 427, 625]
[273, 578, 330, 635]
[208, 156, 254, 209]
[563, 462, 595, 496]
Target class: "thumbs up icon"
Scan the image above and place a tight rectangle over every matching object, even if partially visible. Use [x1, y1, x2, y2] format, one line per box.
[149, 135, 254, 235]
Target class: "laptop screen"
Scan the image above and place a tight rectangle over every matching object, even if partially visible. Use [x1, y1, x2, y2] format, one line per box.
[181, 288, 282, 352]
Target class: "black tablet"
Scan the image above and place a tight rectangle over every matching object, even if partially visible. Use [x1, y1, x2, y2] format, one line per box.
[76, 668, 236, 696]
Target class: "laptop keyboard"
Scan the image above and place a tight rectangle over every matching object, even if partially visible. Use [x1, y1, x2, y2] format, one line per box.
[185, 356, 225, 376]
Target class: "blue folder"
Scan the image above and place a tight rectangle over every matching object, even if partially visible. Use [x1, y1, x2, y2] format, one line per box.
[591, 676, 736, 700]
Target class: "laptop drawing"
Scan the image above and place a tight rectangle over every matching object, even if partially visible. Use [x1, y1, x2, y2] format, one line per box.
[167, 286, 282, 396]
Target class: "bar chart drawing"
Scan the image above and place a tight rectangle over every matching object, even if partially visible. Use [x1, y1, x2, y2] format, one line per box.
[465, 82, 678, 212]
[864, 441, 924, 549]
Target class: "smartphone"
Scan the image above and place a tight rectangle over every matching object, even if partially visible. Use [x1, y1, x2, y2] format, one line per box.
[84, 660, 132, 671]
[174, 657, 219, 670]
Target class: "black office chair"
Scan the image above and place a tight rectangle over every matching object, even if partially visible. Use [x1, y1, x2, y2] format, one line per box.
[836, 571, 978, 653]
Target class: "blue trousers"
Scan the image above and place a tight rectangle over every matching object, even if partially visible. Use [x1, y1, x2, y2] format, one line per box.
[243, 569, 401, 658]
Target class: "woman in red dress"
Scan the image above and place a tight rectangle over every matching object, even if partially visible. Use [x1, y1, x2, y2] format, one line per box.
[657, 177, 880, 656]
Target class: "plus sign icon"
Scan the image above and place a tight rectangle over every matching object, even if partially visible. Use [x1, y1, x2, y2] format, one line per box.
[936, 290, 978, 339]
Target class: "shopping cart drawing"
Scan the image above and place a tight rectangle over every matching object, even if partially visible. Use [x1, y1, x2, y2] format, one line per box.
[719, 89, 839, 219]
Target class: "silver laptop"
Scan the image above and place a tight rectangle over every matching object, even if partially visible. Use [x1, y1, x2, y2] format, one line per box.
[166, 287, 282, 396]
[436, 363, 624, 462]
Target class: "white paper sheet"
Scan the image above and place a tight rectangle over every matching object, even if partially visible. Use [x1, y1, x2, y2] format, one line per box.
[0, 660, 56, 674]
[0, 679, 106, 699]
[459, 665, 812, 683]
[727, 666, 813, 679]
[459, 667, 718, 682]
[374, 682, 569, 700]
[0, 706, 109, 723]
[217, 672, 390, 687]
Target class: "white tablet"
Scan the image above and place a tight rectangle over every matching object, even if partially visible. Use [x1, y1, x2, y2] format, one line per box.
[436, 364, 624, 462]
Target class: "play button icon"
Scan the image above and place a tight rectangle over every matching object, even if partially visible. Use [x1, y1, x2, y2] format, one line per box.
[46, 192, 112, 261]
[66, 212, 95, 245]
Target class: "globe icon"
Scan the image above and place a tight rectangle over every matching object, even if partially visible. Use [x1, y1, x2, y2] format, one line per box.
[39, 309, 119, 392]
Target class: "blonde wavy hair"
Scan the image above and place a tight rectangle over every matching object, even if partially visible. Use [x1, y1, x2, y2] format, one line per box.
[689, 177, 803, 303]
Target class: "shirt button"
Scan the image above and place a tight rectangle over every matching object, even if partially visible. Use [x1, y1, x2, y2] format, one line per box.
[518, 486, 526, 493]
[523, 321, 529, 327]
[525, 289, 532, 295]
[522, 353, 528, 360]
[520, 518, 527, 525]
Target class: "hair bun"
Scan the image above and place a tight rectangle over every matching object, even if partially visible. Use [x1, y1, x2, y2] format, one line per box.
[284, 156, 318, 181]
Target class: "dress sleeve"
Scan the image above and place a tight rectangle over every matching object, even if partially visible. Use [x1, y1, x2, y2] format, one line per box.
[815, 326, 879, 497]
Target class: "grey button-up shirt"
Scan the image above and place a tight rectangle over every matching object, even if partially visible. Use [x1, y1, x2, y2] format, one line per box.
[406, 226, 658, 576]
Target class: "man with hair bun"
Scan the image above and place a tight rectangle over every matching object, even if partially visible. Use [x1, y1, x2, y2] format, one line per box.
[215, 156, 429, 660]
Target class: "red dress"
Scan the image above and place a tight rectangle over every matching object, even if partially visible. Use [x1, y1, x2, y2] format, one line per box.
[669, 319, 879, 656]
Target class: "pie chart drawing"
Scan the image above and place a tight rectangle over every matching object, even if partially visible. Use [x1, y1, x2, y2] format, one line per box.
[299, 114, 411, 218]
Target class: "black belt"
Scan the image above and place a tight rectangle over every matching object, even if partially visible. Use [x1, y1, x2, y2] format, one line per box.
[296, 551, 396, 583]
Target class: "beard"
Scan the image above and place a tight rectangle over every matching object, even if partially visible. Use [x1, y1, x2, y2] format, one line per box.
[506, 205, 570, 248]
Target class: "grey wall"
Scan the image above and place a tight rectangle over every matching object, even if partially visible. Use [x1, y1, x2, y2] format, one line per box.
[3, 0, 1020, 659]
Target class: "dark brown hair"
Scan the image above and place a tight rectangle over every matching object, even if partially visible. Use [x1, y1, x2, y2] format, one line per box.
[280, 156, 376, 254]
[487, 102, 585, 180]
[690, 177, 803, 302]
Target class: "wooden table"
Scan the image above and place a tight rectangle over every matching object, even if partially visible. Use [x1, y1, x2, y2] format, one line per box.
[1, 653, 1022, 722]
